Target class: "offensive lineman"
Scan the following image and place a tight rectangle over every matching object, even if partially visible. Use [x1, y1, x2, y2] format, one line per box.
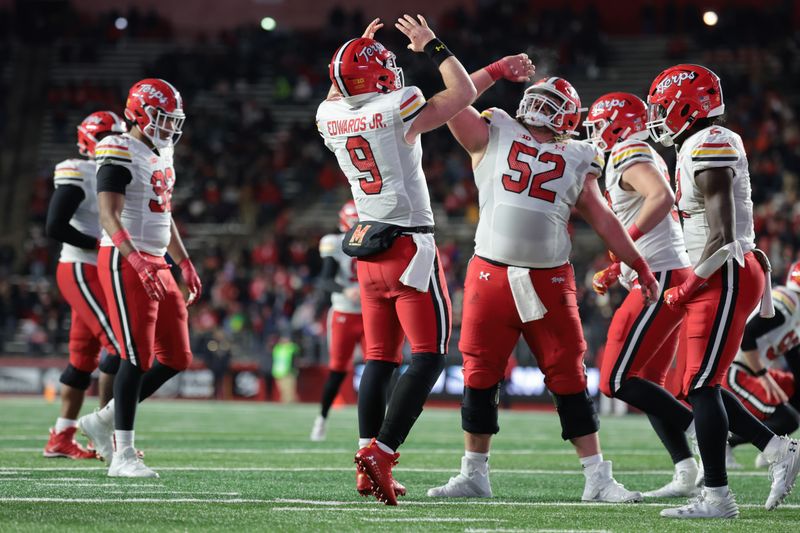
[78, 78, 202, 478]
[427, 64, 657, 502]
[43, 111, 126, 459]
[316, 16, 475, 505]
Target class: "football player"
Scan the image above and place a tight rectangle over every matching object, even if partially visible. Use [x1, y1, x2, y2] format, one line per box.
[426, 63, 657, 503]
[648, 64, 800, 518]
[586, 93, 700, 498]
[725, 262, 800, 463]
[316, 16, 476, 505]
[43, 111, 126, 460]
[77, 78, 202, 478]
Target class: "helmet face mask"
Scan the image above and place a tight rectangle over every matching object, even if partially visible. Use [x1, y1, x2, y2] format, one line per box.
[516, 78, 581, 136]
[144, 106, 185, 148]
[125, 78, 185, 149]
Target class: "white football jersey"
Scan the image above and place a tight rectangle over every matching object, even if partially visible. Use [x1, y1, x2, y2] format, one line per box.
[676, 126, 755, 265]
[472, 108, 604, 268]
[96, 134, 175, 256]
[316, 86, 433, 227]
[605, 139, 690, 282]
[735, 286, 800, 366]
[53, 158, 100, 265]
[319, 233, 360, 314]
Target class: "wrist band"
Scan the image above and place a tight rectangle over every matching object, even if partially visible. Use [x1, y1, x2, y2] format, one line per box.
[754, 368, 768, 377]
[627, 223, 644, 242]
[111, 228, 132, 248]
[423, 38, 454, 67]
[484, 60, 504, 81]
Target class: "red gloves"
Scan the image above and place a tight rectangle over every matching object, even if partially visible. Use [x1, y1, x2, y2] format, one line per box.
[127, 251, 170, 301]
[631, 257, 659, 304]
[664, 272, 706, 307]
[179, 258, 202, 306]
[592, 262, 621, 295]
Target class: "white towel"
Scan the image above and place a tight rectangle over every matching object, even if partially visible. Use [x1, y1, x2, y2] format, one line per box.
[399, 233, 436, 292]
[507, 266, 547, 322]
[760, 271, 775, 318]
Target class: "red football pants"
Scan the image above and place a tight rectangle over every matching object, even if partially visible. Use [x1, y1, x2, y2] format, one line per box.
[459, 257, 587, 395]
[600, 267, 692, 397]
[723, 364, 795, 420]
[327, 309, 364, 372]
[357, 236, 451, 362]
[97, 246, 192, 372]
[56, 261, 120, 372]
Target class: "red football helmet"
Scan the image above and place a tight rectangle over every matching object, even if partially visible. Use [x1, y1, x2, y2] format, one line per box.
[329, 38, 403, 97]
[516, 77, 582, 136]
[584, 92, 649, 152]
[338, 200, 358, 232]
[787, 260, 800, 293]
[77, 111, 127, 158]
[646, 64, 725, 147]
[124, 78, 185, 149]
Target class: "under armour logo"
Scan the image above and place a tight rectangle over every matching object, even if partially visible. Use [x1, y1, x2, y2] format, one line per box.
[551, 276, 565, 284]
[479, 272, 490, 280]
[435, 44, 445, 52]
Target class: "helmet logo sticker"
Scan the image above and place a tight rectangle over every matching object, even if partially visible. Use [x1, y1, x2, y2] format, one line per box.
[139, 84, 169, 105]
[656, 71, 696, 94]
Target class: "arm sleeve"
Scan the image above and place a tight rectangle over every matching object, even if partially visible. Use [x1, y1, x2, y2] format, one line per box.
[45, 185, 97, 249]
[97, 164, 133, 194]
[317, 256, 344, 294]
[741, 308, 786, 351]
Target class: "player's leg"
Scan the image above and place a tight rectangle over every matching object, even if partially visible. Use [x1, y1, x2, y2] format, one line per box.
[97, 352, 120, 407]
[148, 270, 193, 395]
[527, 264, 641, 503]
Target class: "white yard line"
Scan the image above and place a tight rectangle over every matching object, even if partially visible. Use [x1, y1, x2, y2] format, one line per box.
[360, 518, 506, 523]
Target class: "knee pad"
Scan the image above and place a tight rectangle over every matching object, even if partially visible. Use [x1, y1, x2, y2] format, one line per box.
[59, 364, 92, 391]
[461, 383, 501, 435]
[554, 389, 599, 440]
[99, 354, 121, 374]
[406, 353, 446, 386]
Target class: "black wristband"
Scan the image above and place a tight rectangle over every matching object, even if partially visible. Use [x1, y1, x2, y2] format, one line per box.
[423, 38, 453, 67]
[754, 368, 768, 377]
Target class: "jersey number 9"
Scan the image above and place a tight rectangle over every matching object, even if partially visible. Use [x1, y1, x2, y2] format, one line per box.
[346, 136, 383, 195]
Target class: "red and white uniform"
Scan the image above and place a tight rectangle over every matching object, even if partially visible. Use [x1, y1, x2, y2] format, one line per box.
[53, 159, 119, 371]
[460, 108, 602, 394]
[320, 233, 363, 372]
[724, 287, 799, 419]
[598, 140, 691, 396]
[95, 134, 191, 372]
[317, 88, 451, 359]
[674, 125, 763, 395]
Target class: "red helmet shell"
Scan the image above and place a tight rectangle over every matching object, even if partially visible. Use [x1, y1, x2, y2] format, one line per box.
[329, 38, 403, 97]
[517, 77, 582, 135]
[124, 78, 185, 148]
[338, 200, 358, 232]
[584, 92, 648, 152]
[77, 111, 127, 157]
[787, 260, 800, 293]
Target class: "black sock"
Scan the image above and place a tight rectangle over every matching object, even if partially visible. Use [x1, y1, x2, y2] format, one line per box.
[138, 361, 181, 401]
[358, 360, 397, 439]
[386, 367, 401, 404]
[720, 388, 774, 451]
[687, 386, 729, 487]
[647, 413, 694, 464]
[729, 403, 800, 448]
[114, 359, 144, 431]
[320, 370, 347, 418]
[377, 353, 445, 451]
[616, 377, 694, 430]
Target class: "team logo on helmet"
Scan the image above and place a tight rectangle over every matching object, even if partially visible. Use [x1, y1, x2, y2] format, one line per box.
[655, 71, 697, 94]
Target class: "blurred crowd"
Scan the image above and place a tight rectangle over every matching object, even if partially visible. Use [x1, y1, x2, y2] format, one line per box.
[3, 1, 800, 374]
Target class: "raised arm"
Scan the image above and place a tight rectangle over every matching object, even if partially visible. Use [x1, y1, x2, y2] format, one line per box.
[396, 14, 477, 143]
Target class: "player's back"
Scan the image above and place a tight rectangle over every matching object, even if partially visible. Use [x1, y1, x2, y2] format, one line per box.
[96, 133, 175, 256]
[677, 125, 755, 265]
[472, 108, 603, 268]
[319, 232, 360, 314]
[316, 86, 433, 227]
[53, 158, 100, 265]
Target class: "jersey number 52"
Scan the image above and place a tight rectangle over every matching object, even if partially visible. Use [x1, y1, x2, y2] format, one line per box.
[346, 136, 383, 195]
[502, 141, 565, 203]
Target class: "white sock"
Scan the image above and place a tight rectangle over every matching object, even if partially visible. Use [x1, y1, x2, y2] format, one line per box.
[705, 484, 730, 497]
[464, 451, 489, 474]
[375, 440, 395, 454]
[685, 420, 696, 440]
[114, 430, 134, 453]
[55, 418, 77, 433]
[675, 457, 697, 472]
[97, 400, 114, 425]
[358, 438, 372, 449]
[580, 454, 603, 469]
[763, 435, 783, 461]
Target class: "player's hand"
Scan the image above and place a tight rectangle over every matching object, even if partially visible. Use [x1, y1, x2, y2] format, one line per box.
[126, 251, 170, 301]
[592, 262, 621, 295]
[179, 258, 202, 306]
[760, 372, 789, 404]
[395, 14, 435, 52]
[343, 286, 360, 303]
[631, 257, 658, 305]
[663, 271, 706, 308]
[361, 17, 383, 39]
[486, 53, 535, 83]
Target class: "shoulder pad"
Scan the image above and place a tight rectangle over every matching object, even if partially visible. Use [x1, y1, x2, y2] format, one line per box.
[95, 135, 133, 166]
[398, 86, 426, 123]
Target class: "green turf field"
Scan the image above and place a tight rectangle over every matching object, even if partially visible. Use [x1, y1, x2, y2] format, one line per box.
[0, 397, 798, 532]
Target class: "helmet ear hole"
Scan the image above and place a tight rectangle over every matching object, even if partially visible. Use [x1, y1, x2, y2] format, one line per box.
[680, 104, 691, 117]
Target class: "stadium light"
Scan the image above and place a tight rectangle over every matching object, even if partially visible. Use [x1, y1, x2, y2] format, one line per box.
[114, 17, 128, 31]
[261, 17, 277, 31]
[702, 10, 718, 26]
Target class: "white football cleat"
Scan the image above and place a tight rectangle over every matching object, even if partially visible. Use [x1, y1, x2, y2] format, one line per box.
[427, 457, 492, 498]
[660, 487, 739, 519]
[309, 415, 327, 442]
[755, 452, 769, 469]
[108, 446, 159, 478]
[77, 410, 113, 462]
[725, 443, 742, 469]
[643, 459, 699, 498]
[765, 437, 800, 510]
[581, 461, 642, 503]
